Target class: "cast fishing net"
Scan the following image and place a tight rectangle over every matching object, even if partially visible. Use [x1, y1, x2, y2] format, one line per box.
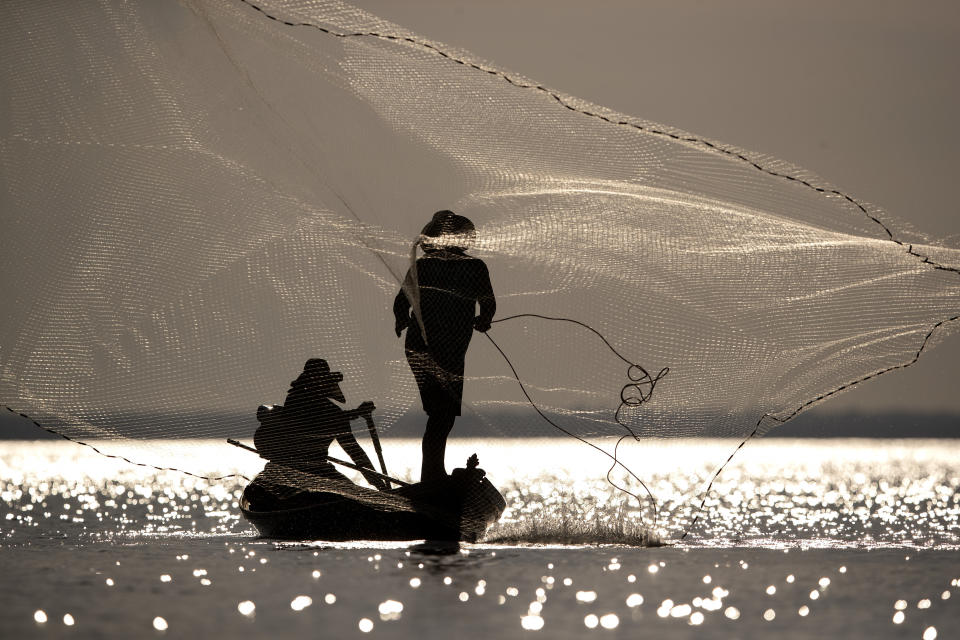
[2, 0, 959, 537]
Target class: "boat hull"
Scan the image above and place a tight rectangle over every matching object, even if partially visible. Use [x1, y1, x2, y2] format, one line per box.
[240, 471, 506, 542]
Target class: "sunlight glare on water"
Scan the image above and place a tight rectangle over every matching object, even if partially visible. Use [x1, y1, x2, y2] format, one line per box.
[1, 438, 958, 638]
[2, 438, 959, 547]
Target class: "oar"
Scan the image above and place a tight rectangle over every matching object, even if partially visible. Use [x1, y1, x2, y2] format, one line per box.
[226, 438, 410, 488]
[362, 413, 390, 487]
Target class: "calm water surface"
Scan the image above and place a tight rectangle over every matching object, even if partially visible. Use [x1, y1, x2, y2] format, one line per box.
[1, 438, 958, 638]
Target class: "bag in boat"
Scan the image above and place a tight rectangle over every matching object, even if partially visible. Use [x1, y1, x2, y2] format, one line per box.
[253, 405, 287, 462]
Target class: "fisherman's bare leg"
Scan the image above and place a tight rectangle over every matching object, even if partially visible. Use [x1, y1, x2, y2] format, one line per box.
[421, 413, 455, 481]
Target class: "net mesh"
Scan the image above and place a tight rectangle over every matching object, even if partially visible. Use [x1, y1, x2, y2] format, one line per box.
[2, 0, 958, 532]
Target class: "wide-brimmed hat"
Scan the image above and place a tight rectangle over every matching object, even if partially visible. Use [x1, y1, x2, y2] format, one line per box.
[420, 210, 475, 250]
[292, 358, 345, 402]
[298, 358, 343, 384]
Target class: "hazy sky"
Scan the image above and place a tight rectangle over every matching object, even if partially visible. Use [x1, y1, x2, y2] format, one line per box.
[350, 0, 960, 416]
[1, 0, 957, 442]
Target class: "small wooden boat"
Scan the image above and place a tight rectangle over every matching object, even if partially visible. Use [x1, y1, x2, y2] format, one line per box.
[240, 455, 506, 542]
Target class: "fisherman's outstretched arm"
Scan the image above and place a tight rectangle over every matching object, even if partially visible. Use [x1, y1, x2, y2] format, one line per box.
[475, 262, 496, 331]
[342, 400, 375, 421]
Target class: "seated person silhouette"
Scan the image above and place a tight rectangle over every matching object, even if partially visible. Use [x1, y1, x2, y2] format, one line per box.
[393, 210, 496, 482]
[253, 358, 387, 495]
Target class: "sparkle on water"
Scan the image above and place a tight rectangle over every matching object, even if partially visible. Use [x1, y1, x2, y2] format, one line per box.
[599, 613, 619, 629]
[626, 593, 644, 607]
[1, 438, 958, 638]
[521, 614, 544, 630]
[2, 438, 959, 545]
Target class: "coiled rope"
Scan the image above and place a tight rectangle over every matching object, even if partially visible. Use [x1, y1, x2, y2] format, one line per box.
[485, 313, 669, 527]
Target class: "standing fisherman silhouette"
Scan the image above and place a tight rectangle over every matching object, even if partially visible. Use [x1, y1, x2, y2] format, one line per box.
[394, 211, 496, 481]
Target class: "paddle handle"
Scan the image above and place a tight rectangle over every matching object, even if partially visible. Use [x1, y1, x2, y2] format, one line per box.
[362, 413, 390, 486]
[226, 438, 410, 488]
[227, 438, 257, 454]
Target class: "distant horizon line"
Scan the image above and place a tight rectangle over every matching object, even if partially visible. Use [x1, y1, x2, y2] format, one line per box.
[2, 407, 957, 440]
